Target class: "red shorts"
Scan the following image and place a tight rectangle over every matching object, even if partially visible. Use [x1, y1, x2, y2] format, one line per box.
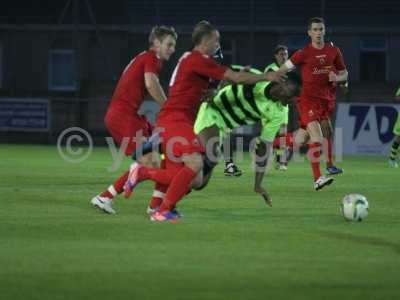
[273, 132, 294, 149]
[297, 97, 332, 128]
[105, 109, 152, 156]
[156, 116, 204, 169]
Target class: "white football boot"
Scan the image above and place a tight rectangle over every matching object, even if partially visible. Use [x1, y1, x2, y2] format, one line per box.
[91, 196, 116, 214]
[314, 176, 334, 191]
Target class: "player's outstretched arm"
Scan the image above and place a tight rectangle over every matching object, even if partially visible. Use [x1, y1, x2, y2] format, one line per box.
[275, 59, 295, 77]
[254, 139, 273, 207]
[144, 72, 167, 105]
[222, 68, 283, 85]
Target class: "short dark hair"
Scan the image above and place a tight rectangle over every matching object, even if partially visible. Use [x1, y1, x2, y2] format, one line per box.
[192, 20, 216, 46]
[308, 17, 325, 29]
[269, 78, 301, 102]
[148, 26, 177, 46]
[274, 45, 288, 55]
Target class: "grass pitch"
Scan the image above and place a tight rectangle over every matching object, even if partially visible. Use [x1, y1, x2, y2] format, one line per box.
[0, 144, 399, 300]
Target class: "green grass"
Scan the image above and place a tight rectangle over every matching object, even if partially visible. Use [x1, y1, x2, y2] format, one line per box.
[0, 144, 399, 300]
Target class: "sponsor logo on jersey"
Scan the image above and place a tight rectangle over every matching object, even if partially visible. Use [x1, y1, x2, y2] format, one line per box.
[312, 67, 330, 75]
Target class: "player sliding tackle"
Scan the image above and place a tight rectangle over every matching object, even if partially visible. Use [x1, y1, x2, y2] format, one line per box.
[123, 21, 284, 222]
[275, 17, 348, 190]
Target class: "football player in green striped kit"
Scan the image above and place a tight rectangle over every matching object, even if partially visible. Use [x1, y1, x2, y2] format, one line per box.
[389, 86, 400, 167]
[221, 46, 292, 175]
[193, 66, 300, 204]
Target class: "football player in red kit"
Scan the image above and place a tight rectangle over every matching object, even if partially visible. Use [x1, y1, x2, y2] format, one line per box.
[276, 17, 348, 190]
[124, 20, 283, 222]
[91, 26, 177, 214]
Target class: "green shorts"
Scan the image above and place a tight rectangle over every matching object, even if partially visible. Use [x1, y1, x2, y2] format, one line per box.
[194, 101, 287, 143]
[393, 114, 400, 136]
[194, 102, 227, 142]
[259, 103, 288, 142]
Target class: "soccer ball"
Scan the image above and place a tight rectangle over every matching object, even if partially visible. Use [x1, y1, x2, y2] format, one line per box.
[340, 194, 369, 221]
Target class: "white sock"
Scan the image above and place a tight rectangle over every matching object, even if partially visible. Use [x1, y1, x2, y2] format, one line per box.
[152, 190, 165, 199]
[108, 185, 118, 197]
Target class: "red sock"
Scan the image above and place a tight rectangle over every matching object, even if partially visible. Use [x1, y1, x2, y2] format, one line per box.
[149, 182, 168, 209]
[149, 159, 168, 209]
[326, 138, 333, 168]
[100, 190, 114, 198]
[144, 168, 176, 185]
[286, 133, 294, 150]
[99, 171, 129, 199]
[273, 136, 281, 149]
[159, 166, 197, 213]
[308, 142, 322, 181]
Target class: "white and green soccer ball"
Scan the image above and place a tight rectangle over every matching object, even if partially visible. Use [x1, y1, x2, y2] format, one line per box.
[341, 194, 369, 221]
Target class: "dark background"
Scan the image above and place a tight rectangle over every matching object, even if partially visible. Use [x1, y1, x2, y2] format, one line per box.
[0, 0, 399, 143]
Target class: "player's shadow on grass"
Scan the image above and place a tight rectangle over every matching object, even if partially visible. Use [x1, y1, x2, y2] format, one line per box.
[317, 230, 400, 255]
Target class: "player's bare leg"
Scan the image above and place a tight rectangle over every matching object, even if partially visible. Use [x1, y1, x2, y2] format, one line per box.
[190, 125, 221, 190]
[293, 128, 309, 146]
[275, 124, 289, 171]
[190, 125, 219, 190]
[137, 151, 160, 168]
[222, 133, 242, 176]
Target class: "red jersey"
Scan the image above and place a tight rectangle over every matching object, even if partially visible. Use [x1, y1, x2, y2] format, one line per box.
[108, 50, 163, 115]
[158, 50, 227, 124]
[290, 42, 346, 101]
